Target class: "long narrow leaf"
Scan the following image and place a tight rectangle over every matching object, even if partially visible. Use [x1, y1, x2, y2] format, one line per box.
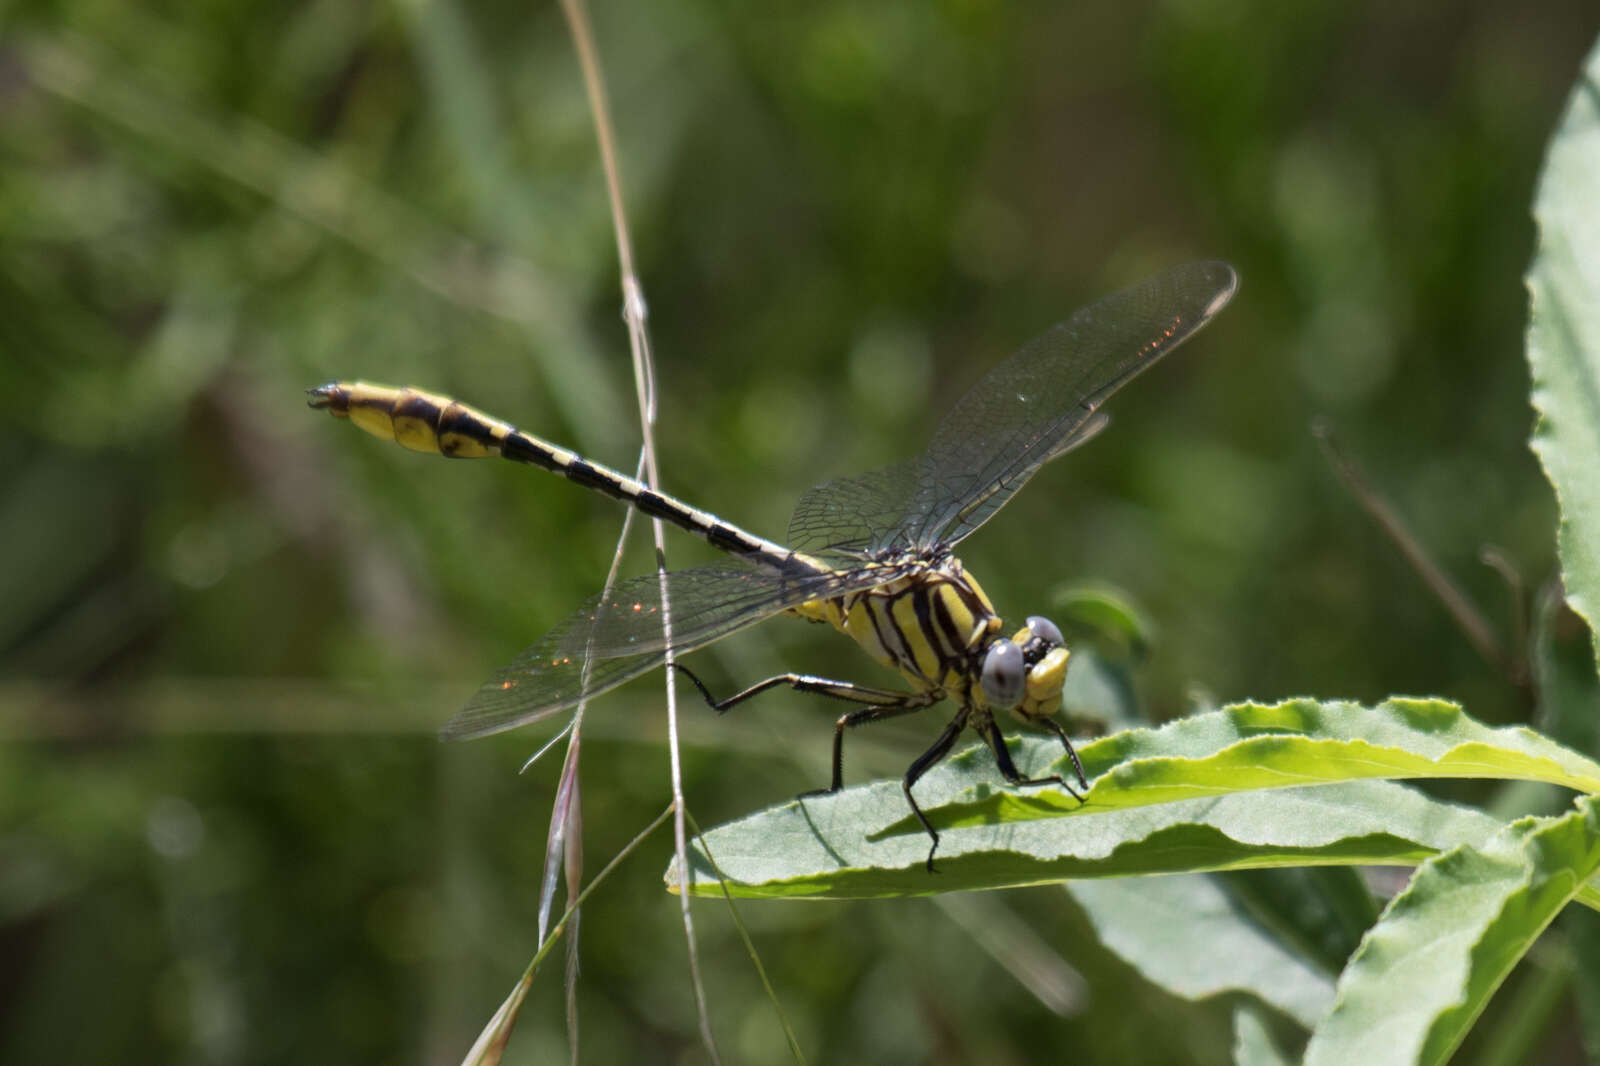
[671, 699, 1600, 897]
[1303, 796, 1600, 1066]
[672, 777, 1528, 900]
[1527, 35, 1600, 667]
[970, 697, 1600, 823]
[1069, 873, 1336, 1028]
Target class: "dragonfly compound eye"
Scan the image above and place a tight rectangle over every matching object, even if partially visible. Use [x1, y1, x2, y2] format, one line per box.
[1025, 615, 1064, 648]
[980, 639, 1026, 710]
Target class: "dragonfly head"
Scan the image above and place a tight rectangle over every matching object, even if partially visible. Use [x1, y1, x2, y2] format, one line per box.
[979, 615, 1069, 721]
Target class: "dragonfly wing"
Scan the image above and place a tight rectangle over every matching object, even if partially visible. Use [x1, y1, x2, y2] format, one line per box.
[904, 260, 1237, 548]
[786, 262, 1235, 555]
[440, 559, 896, 739]
[786, 457, 923, 555]
[924, 409, 1111, 551]
[442, 648, 672, 740]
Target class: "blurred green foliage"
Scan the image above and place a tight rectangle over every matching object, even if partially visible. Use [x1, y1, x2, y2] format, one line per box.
[3, 0, 1598, 1063]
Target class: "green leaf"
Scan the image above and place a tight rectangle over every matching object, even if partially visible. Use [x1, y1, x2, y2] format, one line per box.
[1532, 586, 1600, 758]
[1571, 904, 1600, 1063]
[912, 697, 1599, 841]
[1491, 588, 1600, 824]
[1068, 872, 1336, 1027]
[1527, 34, 1600, 668]
[1303, 796, 1600, 1066]
[674, 775, 1511, 900]
[1215, 866, 1377, 977]
[1053, 582, 1152, 664]
[1458, 939, 1577, 1066]
[1037, 698, 1600, 817]
[670, 699, 1600, 899]
[1059, 645, 1142, 734]
[1233, 1006, 1295, 1066]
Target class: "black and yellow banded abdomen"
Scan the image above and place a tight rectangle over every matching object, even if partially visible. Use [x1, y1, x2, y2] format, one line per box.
[307, 381, 804, 564]
[308, 382, 514, 458]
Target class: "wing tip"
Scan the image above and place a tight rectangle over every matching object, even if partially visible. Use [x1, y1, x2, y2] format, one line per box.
[437, 684, 560, 742]
[1195, 259, 1240, 319]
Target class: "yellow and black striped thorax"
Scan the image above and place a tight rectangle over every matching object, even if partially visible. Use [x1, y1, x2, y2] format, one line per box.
[790, 557, 1003, 701]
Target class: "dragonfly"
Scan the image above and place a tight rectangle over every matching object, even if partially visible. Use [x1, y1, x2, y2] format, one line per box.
[309, 260, 1237, 869]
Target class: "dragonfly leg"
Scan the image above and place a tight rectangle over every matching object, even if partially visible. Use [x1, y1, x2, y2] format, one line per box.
[901, 709, 972, 873]
[1037, 716, 1089, 791]
[671, 662, 915, 715]
[672, 662, 967, 871]
[801, 703, 965, 872]
[975, 715, 1084, 801]
[791, 690, 945, 797]
[672, 660, 939, 793]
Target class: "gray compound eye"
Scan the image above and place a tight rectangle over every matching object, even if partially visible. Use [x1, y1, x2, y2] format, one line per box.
[1026, 615, 1064, 647]
[981, 639, 1025, 710]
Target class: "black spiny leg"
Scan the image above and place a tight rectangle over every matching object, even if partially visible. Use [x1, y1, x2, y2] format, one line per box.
[1038, 716, 1090, 792]
[674, 662, 960, 869]
[672, 663, 939, 794]
[807, 693, 943, 795]
[974, 716, 1085, 801]
[673, 663, 921, 717]
[901, 709, 972, 873]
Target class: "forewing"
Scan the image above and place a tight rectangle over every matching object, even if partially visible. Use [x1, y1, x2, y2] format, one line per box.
[904, 260, 1237, 547]
[439, 559, 893, 739]
[783, 263, 1235, 554]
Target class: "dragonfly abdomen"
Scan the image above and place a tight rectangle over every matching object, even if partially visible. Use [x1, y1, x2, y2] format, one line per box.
[308, 382, 798, 565]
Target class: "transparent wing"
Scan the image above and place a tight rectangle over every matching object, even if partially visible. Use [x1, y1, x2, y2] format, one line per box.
[787, 261, 1237, 554]
[907, 260, 1237, 547]
[783, 458, 920, 558]
[440, 558, 903, 739]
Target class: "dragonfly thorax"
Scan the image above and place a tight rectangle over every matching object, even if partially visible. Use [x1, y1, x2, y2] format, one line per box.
[791, 558, 1069, 724]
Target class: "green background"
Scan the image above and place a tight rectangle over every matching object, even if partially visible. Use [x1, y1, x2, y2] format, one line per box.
[4, 1, 1598, 1063]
